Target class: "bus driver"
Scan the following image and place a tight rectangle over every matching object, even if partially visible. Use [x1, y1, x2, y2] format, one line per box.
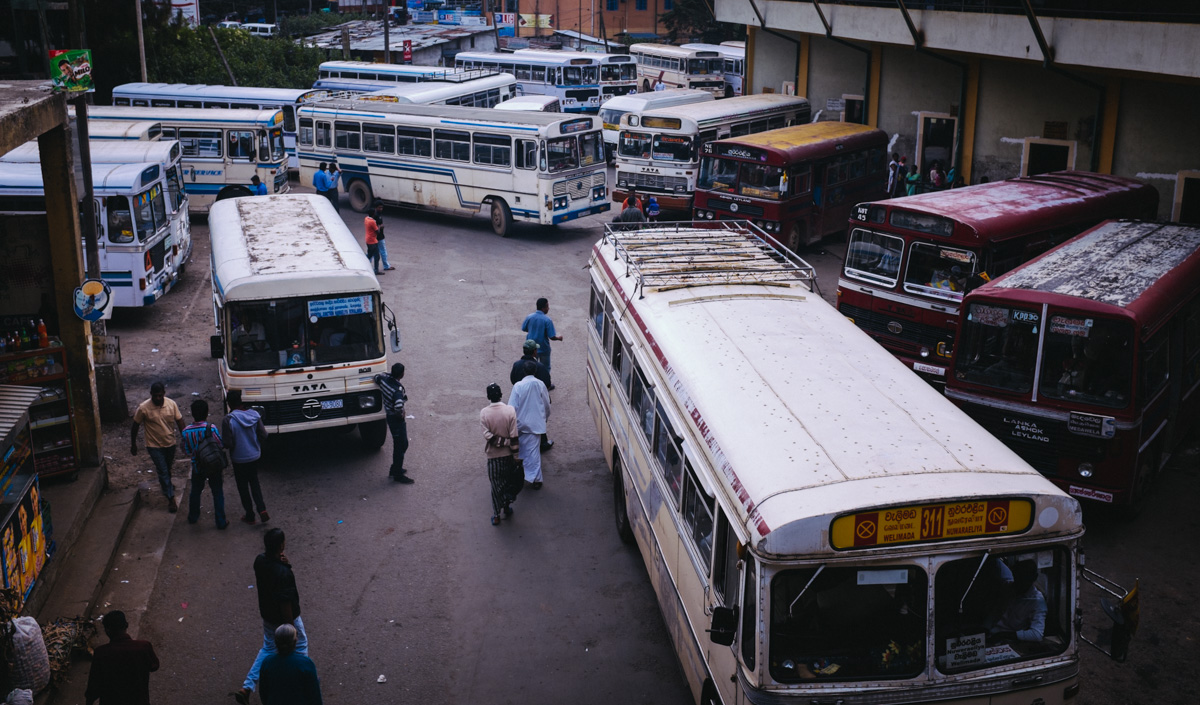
[988, 560, 1047, 643]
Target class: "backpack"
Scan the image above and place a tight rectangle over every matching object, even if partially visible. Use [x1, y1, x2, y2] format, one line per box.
[194, 424, 227, 479]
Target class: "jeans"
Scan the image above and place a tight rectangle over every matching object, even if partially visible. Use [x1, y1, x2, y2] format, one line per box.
[320, 188, 340, 212]
[386, 415, 408, 476]
[146, 446, 175, 499]
[244, 616, 308, 692]
[187, 469, 227, 526]
[539, 347, 551, 373]
[377, 239, 391, 268]
[233, 458, 267, 517]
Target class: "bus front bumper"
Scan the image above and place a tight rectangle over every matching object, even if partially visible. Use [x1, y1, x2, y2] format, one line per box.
[612, 189, 693, 213]
[552, 203, 610, 224]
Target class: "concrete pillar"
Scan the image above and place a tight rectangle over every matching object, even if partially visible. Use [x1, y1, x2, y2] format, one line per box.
[796, 34, 810, 99]
[1098, 77, 1121, 174]
[36, 125, 102, 468]
[746, 26, 757, 95]
[867, 46, 881, 127]
[961, 58, 981, 185]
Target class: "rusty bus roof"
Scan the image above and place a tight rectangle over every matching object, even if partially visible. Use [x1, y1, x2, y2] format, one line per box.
[708, 122, 887, 162]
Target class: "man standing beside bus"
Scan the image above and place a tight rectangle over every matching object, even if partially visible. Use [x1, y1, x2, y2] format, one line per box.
[250, 174, 268, 196]
[510, 361, 551, 490]
[313, 162, 341, 213]
[374, 363, 413, 484]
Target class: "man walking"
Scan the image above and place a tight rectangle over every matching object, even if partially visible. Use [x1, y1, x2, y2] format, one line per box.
[374, 363, 413, 483]
[886, 152, 900, 197]
[259, 624, 323, 705]
[510, 361, 551, 490]
[480, 383, 522, 526]
[508, 340, 554, 451]
[181, 399, 229, 529]
[521, 297, 562, 380]
[86, 610, 160, 705]
[364, 206, 382, 275]
[235, 529, 309, 705]
[130, 382, 185, 513]
[368, 201, 394, 272]
[222, 389, 270, 524]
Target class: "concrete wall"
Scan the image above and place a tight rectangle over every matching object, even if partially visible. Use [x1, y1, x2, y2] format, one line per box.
[749, 29, 798, 96]
[1112, 79, 1200, 220]
[875, 46, 963, 163]
[805, 35, 869, 122]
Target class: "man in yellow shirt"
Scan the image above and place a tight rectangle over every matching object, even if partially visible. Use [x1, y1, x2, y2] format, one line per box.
[130, 382, 186, 512]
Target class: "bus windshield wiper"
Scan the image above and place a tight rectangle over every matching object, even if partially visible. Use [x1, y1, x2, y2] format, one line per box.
[958, 550, 991, 615]
[788, 565, 825, 616]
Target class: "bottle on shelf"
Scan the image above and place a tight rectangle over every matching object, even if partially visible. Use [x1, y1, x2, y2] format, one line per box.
[37, 319, 48, 348]
[20, 327, 31, 351]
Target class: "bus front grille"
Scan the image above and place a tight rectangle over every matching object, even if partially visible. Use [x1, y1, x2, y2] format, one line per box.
[838, 303, 953, 351]
[627, 172, 688, 194]
[959, 403, 1109, 477]
[554, 172, 606, 199]
[259, 391, 382, 426]
[604, 86, 637, 98]
[566, 89, 600, 102]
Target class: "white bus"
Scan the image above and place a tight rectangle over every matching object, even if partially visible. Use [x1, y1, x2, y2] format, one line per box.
[598, 88, 713, 160]
[314, 61, 488, 92]
[1, 139, 192, 274]
[455, 51, 604, 113]
[353, 73, 518, 108]
[514, 49, 638, 103]
[110, 83, 330, 168]
[296, 101, 610, 236]
[614, 94, 811, 211]
[86, 119, 162, 141]
[208, 194, 398, 447]
[86, 106, 290, 213]
[494, 95, 561, 113]
[588, 221, 1137, 705]
[682, 43, 745, 97]
[628, 44, 725, 97]
[0, 162, 179, 307]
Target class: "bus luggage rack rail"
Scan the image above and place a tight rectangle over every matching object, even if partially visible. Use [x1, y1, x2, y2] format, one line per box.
[601, 220, 817, 298]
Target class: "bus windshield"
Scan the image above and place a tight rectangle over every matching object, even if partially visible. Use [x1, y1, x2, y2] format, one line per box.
[903, 243, 976, 300]
[546, 135, 580, 173]
[771, 565, 927, 682]
[698, 157, 739, 193]
[226, 295, 383, 371]
[739, 162, 787, 200]
[107, 197, 135, 243]
[689, 58, 719, 75]
[844, 229, 904, 287]
[563, 66, 583, 85]
[603, 64, 636, 82]
[134, 184, 167, 241]
[1037, 315, 1133, 408]
[619, 131, 653, 159]
[261, 127, 285, 162]
[165, 165, 185, 211]
[652, 135, 692, 162]
[600, 108, 627, 127]
[954, 303, 1043, 393]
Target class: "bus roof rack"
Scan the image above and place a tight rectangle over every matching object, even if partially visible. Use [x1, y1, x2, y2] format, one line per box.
[600, 220, 817, 298]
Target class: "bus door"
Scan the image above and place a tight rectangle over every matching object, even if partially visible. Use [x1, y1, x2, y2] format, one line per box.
[226, 128, 257, 187]
[177, 127, 226, 204]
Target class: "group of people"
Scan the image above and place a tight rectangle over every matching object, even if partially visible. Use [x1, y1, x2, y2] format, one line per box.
[613, 187, 661, 228]
[364, 200, 395, 275]
[887, 153, 961, 197]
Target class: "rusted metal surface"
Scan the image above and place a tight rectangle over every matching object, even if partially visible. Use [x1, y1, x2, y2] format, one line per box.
[303, 20, 493, 53]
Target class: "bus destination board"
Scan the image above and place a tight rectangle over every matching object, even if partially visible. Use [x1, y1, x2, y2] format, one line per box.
[830, 498, 1033, 550]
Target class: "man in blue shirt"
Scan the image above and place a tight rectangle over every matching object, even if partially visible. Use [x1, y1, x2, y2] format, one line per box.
[312, 162, 341, 212]
[521, 297, 562, 383]
[250, 174, 268, 195]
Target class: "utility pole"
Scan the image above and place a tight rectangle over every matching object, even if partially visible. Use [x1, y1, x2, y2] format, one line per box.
[208, 26, 238, 85]
[134, 0, 147, 82]
[383, 4, 392, 64]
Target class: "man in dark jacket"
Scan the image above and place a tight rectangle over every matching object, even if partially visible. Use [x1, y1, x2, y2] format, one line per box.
[509, 340, 554, 451]
[222, 389, 270, 524]
[259, 623, 322, 705]
[86, 610, 159, 705]
[373, 362, 413, 483]
[235, 528, 308, 705]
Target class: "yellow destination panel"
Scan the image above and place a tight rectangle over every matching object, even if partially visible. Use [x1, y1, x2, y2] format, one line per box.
[830, 499, 1034, 550]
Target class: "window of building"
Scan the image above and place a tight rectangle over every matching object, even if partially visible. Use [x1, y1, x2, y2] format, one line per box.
[607, 0, 617, 9]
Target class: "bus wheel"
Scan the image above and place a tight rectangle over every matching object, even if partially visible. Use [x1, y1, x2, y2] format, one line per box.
[700, 679, 724, 705]
[613, 455, 635, 545]
[788, 222, 807, 252]
[216, 185, 253, 201]
[348, 180, 373, 213]
[490, 199, 513, 237]
[359, 419, 388, 450]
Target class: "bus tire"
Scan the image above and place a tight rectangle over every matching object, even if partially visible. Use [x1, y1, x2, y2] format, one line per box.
[490, 199, 513, 237]
[348, 180, 373, 213]
[217, 185, 253, 201]
[359, 419, 388, 450]
[700, 678, 724, 705]
[788, 222, 808, 252]
[613, 455, 635, 545]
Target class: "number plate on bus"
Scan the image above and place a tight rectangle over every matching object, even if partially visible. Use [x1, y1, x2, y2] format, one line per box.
[321, 399, 344, 410]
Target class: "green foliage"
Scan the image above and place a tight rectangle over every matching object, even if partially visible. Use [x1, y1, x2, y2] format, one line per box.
[660, 0, 746, 45]
[280, 12, 371, 38]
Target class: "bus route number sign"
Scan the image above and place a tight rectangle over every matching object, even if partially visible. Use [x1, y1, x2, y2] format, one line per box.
[829, 498, 1033, 550]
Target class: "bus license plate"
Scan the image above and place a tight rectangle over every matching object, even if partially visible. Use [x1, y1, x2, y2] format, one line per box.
[913, 362, 945, 376]
[321, 399, 344, 410]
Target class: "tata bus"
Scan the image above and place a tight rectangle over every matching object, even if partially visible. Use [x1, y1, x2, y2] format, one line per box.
[353, 73, 517, 108]
[455, 51, 603, 113]
[588, 221, 1135, 705]
[614, 94, 810, 212]
[1, 139, 192, 274]
[514, 49, 638, 102]
[110, 83, 330, 167]
[836, 172, 1158, 384]
[86, 106, 290, 212]
[682, 43, 744, 97]
[208, 194, 398, 447]
[946, 220, 1200, 510]
[694, 122, 889, 247]
[296, 101, 609, 236]
[628, 44, 725, 96]
[598, 88, 713, 162]
[0, 162, 177, 307]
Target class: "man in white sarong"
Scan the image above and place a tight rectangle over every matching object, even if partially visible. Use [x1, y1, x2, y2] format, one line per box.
[510, 361, 551, 489]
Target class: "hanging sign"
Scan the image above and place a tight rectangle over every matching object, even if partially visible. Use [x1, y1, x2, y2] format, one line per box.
[49, 50, 94, 93]
[73, 280, 112, 322]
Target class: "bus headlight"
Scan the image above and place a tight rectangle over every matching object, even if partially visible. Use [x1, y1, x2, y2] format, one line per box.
[705, 211, 714, 220]
[919, 347, 931, 358]
[553, 197, 569, 210]
[618, 178, 629, 188]
[358, 394, 378, 410]
[674, 184, 686, 192]
[1077, 463, 1094, 478]
[593, 186, 605, 200]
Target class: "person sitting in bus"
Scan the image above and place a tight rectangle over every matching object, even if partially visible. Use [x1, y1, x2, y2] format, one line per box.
[232, 315, 268, 352]
[988, 560, 1047, 643]
[249, 175, 268, 196]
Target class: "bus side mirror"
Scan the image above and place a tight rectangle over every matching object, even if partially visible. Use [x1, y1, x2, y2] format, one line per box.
[210, 335, 224, 359]
[707, 606, 737, 646]
[384, 304, 402, 353]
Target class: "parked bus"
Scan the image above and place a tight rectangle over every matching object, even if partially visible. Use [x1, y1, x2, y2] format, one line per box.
[86, 106, 290, 212]
[353, 73, 518, 108]
[314, 61, 487, 90]
[598, 88, 713, 162]
[588, 221, 1134, 705]
[455, 51, 603, 113]
[946, 220, 1200, 510]
[494, 95, 561, 113]
[514, 49, 638, 102]
[1, 139, 193, 274]
[85, 119, 162, 141]
[208, 194, 398, 447]
[0, 162, 178, 307]
[110, 83, 330, 167]
[614, 94, 810, 212]
[836, 172, 1158, 384]
[296, 101, 610, 236]
[628, 44, 725, 96]
[694, 122, 889, 247]
[682, 43, 745, 97]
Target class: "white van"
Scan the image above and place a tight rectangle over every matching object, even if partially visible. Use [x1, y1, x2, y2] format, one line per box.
[493, 95, 561, 113]
[216, 21, 242, 29]
[242, 23, 277, 38]
[598, 88, 713, 160]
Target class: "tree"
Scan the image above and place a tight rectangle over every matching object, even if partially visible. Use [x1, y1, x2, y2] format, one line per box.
[660, 0, 745, 45]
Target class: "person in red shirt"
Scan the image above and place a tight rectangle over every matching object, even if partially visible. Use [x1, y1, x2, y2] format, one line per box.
[85, 610, 160, 705]
[364, 202, 384, 275]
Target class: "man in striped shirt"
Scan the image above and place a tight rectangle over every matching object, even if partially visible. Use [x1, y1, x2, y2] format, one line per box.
[373, 363, 413, 484]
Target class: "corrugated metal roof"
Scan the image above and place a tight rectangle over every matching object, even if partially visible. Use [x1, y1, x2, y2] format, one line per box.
[302, 20, 493, 53]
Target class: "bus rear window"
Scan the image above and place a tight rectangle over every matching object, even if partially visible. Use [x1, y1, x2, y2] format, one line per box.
[889, 210, 954, 238]
[1038, 316, 1132, 409]
[955, 304, 1042, 393]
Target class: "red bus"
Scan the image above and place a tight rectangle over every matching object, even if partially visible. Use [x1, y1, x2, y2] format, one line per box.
[836, 172, 1158, 384]
[693, 122, 888, 249]
[946, 220, 1200, 510]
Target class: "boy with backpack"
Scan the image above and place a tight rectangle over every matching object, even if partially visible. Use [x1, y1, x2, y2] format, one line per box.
[182, 399, 229, 529]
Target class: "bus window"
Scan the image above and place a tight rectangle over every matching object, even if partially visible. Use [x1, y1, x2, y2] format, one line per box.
[316, 121, 332, 148]
[791, 165, 812, 195]
[434, 130, 471, 162]
[630, 367, 655, 443]
[231, 102, 258, 110]
[619, 132, 653, 159]
[335, 121, 361, 151]
[546, 135, 580, 173]
[363, 123, 397, 154]
[740, 163, 787, 200]
[151, 99, 175, 108]
[227, 131, 256, 160]
[473, 133, 511, 167]
[397, 127, 432, 158]
[160, 127, 176, 140]
[226, 301, 305, 370]
[1039, 317, 1134, 408]
[516, 139, 537, 170]
[711, 515, 739, 605]
[113, 97, 131, 105]
[299, 118, 314, 146]
[204, 102, 230, 109]
[698, 157, 738, 193]
[580, 132, 603, 166]
[307, 295, 384, 365]
[532, 66, 547, 82]
[178, 100, 202, 108]
[655, 410, 683, 499]
[589, 286, 605, 338]
[179, 129, 222, 158]
[652, 135, 692, 163]
[261, 128, 285, 162]
[564, 66, 582, 85]
[107, 197, 135, 243]
[770, 565, 926, 681]
[845, 229, 904, 288]
[903, 242, 975, 298]
[165, 165, 185, 211]
[955, 303, 1042, 393]
[134, 184, 166, 241]
[934, 551, 1069, 674]
[516, 64, 532, 80]
[742, 560, 758, 669]
[133, 99, 149, 107]
[583, 66, 599, 84]
[681, 463, 714, 568]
